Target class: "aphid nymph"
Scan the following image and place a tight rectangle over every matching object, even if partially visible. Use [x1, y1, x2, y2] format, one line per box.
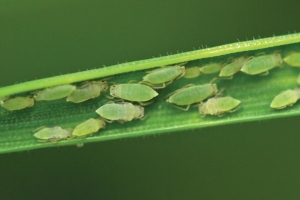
[270, 89, 300, 109]
[110, 83, 158, 103]
[166, 83, 218, 111]
[283, 52, 300, 67]
[34, 84, 76, 101]
[95, 101, 144, 123]
[72, 118, 106, 137]
[142, 65, 185, 88]
[1, 96, 34, 111]
[67, 80, 108, 103]
[199, 63, 223, 74]
[240, 53, 282, 75]
[219, 57, 246, 77]
[199, 96, 241, 116]
[183, 67, 201, 79]
[33, 126, 71, 142]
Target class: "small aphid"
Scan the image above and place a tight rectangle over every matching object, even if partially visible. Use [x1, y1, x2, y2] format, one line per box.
[199, 63, 223, 74]
[1, 96, 34, 111]
[142, 66, 185, 88]
[110, 84, 158, 103]
[72, 118, 106, 137]
[34, 84, 76, 101]
[95, 101, 144, 122]
[219, 57, 246, 77]
[183, 67, 201, 79]
[283, 52, 300, 67]
[240, 53, 282, 75]
[67, 81, 108, 103]
[199, 96, 241, 116]
[166, 84, 218, 110]
[33, 126, 71, 142]
[270, 89, 300, 109]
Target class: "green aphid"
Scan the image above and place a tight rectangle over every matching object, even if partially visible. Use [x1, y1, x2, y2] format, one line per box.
[34, 84, 76, 101]
[166, 84, 218, 111]
[219, 57, 246, 77]
[270, 89, 300, 109]
[183, 67, 201, 79]
[33, 126, 72, 142]
[67, 81, 108, 103]
[142, 66, 185, 88]
[240, 53, 282, 75]
[95, 101, 144, 123]
[1, 96, 34, 111]
[72, 118, 106, 137]
[199, 96, 241, 116]
[283, 52, 300, 67]
[199, 63, 223, 74]
[110, 83, 158, 103]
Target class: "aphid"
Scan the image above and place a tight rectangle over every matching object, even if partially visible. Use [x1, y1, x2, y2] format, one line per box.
[166, 84, 218, 110]
[1, 96, 34, 111]
[270, 89, 300, 109]
[240, 53, 282, 75]
[199, 63, 223, 74]
[72, 118, 106, 137]
[33, 126, 71, 142]
[199, 96, 241, 116]
[183, 67, 201, 79]
[283, 52, 300, 67]
[67, 80, 108, 103]
[110, 84, 158, 103]
[34, 84, 76, 101]
[142, 66, 185, 88]
[95, 101, 144, 122]
[219, 57, 247, 77]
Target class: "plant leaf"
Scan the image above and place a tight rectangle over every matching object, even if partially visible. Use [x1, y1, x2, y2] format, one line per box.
[0, 33, 300, 154]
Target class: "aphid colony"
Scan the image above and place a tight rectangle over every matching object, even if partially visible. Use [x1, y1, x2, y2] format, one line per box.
[2, 51, 300, 143]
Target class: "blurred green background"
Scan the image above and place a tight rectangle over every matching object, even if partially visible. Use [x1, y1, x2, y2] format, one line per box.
[1, 0, 300, 199]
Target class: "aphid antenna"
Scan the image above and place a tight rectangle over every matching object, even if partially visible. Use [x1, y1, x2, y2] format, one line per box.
[32, 126, 47, 132]
[140, 114, 149, 121]
[258, 71, 269, 76]
[165, 84, 196, 98]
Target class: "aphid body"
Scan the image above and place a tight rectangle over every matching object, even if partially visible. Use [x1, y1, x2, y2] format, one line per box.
[283, 52, 300, 67]
[110, 84, 158, 102]
[1, 96, 34, 111]
[167, 84, 218, 106]
[67, 81, 108, 103]
[183, 67, 201, 79]
[270, 89, 300, 109]
[72, 118, 106, 137]
[219, 57, 246, 77]
[96, 102, 144, 122]
[33, 126, 71, 142]
[240, 53, 282, 75]
[142, 66, 185, 87]
[199, 96, 241, 116]
[34, 84, 76, 101]
[199, 63, 223, 74]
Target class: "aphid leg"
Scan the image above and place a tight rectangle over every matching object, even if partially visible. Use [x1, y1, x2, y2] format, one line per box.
[139, 100, 153, 106]
[210, 77, 220, 84]
[103, 119, 114, 123]
[140, 115, 149, 121]
[171, 104, 191, 111]
[165, 84, 195, 98]
[37, 139, 47, 143]
[76, 143, 84, 148]
[228, 106, 241, 113]
[259, 71, 269, 76]
[217, 113, 225, 117]
[139, 81, 165, 89]
[117, 120, 125, 124]
[242, 56, 255, 65]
